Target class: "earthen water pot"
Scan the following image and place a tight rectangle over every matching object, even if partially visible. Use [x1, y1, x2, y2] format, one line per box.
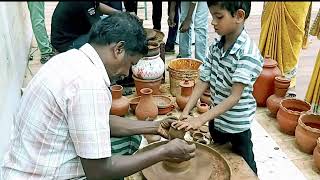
[110, 85, 129, 116]
[313, 138, 320, 171]
[133, 75, 162, 96]
[135, 88, 158, 120]
[253, 55, 281, 107]
[295, 113, 320, 154]
[197, 103, 209, 114]
[176, 79, 195, 111]
[266, 76, 291, 117]
[200, 88, 212, 105]
[276, 98, 311, 135]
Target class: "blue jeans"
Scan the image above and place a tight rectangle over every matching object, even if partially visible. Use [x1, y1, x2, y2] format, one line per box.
[179, 2, 208, 62]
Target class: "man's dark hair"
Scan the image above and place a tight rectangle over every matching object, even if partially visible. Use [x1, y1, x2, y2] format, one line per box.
[207, 1, 251, 19]
[88, 12, 148, 56]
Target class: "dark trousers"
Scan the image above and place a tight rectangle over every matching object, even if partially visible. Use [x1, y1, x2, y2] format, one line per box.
[152, 0, 162, 30]
[123, 0, 137, 14]
[209, 121, 258, 174]
[165, 0, 180, 48]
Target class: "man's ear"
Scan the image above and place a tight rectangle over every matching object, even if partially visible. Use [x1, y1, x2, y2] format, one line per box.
[113, 41, 125, 60]
[235, 9, 245, 23]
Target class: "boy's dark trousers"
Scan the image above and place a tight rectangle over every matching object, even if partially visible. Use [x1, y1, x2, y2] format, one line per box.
[209, 121, 258, 175]
[165, 0, 180, 49]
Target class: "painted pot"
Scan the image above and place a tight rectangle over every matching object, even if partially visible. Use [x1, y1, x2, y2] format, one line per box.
[313, 138, 320, 171]
[266, 76, 291, 117]
[110, 85, 129, 116]
[276, 98, 311, 135]
[133, 75, 162, 96]
[176, 79, 195, 111]
[295, 113, 320, 154]
[135, 88, 158, 120]
[253, 55, 281, 107]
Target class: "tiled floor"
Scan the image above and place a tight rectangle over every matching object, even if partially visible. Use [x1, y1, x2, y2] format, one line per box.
[23, 2, 320, 179]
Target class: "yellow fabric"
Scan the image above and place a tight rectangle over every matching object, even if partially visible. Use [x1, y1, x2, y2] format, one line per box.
[310, 8, 320, 39]
[305, 50, 320, 114]
[259, 2, 311, 87]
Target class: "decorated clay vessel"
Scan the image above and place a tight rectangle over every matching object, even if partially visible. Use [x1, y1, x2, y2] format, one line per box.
[110, 85, 129, 116]
[176, 79, 195, 111]
[135, 88, 158, 120]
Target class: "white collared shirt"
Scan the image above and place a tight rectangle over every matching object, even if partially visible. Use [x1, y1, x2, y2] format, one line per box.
[2, 43, 112, 179]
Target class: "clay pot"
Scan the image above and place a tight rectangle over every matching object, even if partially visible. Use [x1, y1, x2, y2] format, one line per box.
[153, 95, 175, 115]
[197, 103, 209, 114]
[253, 55, 281, 107]
[133, 75, 162, 96]
[200, 88, 212, 105]
[176, 79, 195, 111]
[313, 138, 320, 170]
[132, 42, 165, 80]
[129, 96, 140, 114]
[266, 76, 291, 117]
[135, 88, 158, 120]
[192, 132, 204, 141]
[295, 113, 320, 154]
[168, 124, 186, 140]
[276, 98, 311, 135]
[110, 85, 129, 116]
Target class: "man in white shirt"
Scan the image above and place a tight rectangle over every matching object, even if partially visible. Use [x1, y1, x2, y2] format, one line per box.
[2, 12, 195, 180]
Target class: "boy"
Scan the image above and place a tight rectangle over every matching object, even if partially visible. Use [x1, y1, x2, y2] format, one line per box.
[173, 1, 263, 175]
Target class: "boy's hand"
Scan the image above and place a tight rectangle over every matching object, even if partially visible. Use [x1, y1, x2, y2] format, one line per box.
[168, 12, 176, 27]
[172, 117, 202, 131]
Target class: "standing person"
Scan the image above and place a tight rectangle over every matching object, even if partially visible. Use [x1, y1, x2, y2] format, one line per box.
[152, 0, 162, 30]
[259, 2, 312, 97]
[178, 1, 208, 61]
[1, 13, 196, 180]
[173, 2, 263, 175]
[166, 0, 180, 53]
[123, 0, 137, 14]
[27, 2, 54, 64]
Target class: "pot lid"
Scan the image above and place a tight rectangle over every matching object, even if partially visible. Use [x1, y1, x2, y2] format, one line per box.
[263, 55, 278, 68]
[179, 79, 195, 88]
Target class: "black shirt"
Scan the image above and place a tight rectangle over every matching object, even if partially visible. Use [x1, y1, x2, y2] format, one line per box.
[51, 1, 100, 53]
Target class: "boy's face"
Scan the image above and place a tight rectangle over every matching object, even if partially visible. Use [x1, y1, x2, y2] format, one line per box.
[209, 5, 244, 36]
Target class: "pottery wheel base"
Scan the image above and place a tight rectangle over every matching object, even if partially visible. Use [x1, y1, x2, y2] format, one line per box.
[140, 141, 231, 180]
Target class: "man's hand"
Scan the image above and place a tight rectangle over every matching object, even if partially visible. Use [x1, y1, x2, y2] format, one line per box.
[172, 117, 202, 131]
[167, 11, 176, 27]
[156, 116, 178, 139]
[164, 139, 196, 161]
[179, 19, 192, 33]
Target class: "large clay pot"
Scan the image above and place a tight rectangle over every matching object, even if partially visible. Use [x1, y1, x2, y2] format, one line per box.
[276, 98, 311, 135]
[110, 85, 129, 116]
[133, 75, 162, 96]
[253, 55, 281, 107]
[200, 88, 212, 106]
[266, 76, 291, 117]
[295, 113, 320, 154]
[176, 79, 195, 111]
[132, 41, 165, 80]
[313, 138, 320, 170]
[135, 88, 158, 120]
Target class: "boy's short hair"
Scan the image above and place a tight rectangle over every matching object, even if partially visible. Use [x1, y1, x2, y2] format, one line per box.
[207, 1, 251, 19]
[88, 12, 148, 56]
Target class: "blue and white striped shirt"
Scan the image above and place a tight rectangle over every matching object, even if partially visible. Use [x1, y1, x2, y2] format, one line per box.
[199, 29, 263, 133]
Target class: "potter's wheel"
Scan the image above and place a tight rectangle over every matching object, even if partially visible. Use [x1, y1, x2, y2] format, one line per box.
[137, 141, 231, 180]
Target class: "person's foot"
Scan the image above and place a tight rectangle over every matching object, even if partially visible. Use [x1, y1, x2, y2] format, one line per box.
[40, 53, 55, 64]
[286, 86, 297, 98]
[165, 44, 175, 54]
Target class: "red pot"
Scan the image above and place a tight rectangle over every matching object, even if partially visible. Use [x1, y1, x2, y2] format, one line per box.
[110, 85, 129, 116]
[176, 79, 194, 111]
[313, 138, 320, 170]
[135, 88, 158, 120]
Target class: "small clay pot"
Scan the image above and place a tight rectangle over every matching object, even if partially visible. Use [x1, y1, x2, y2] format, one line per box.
[313, 138, 320, 170]
[192, 132, 204, 141]
[135, 88, 158, 120]
[110, 85, 129, 116]
[129, 96, 140, 114]
[199, 125, 209, 133]
[153, 95, 175, 115]
[200, 88, 212, 105]
[197, 103, 209, 114]
[176, 79, 195, 111]
[169, 124, 186, 140]
[295, 113, 320, 154]
[133, 75, 162, 96]
[276, 98, 311, 135]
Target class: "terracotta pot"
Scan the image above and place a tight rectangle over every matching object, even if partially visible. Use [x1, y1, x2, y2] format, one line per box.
[132, 42, 164, 80]
[253, 55, 281, 107]
[129, 96, 140, 114]
[266, 76, 291, 117]
[193, 132, 204, 141]
[197, 103, 209, 114]
[110, 85, 129, 116]
[168, 124, 186, 140]
[176, 79, 195, 111]
[313, 138, 320, 170]
[133, 75, 162, 96]
[295, 113, 320, 154]
[153, 95, 175, 115]
[200, 88, 212, 105]
[276, 98, 311, 135]
[135, 88, 158, 120]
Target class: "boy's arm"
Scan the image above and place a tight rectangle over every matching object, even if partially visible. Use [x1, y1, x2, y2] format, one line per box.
[179, 2, 196, 32]
[168, 1, 177, 27]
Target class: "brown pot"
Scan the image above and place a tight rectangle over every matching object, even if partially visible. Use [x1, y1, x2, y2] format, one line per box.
[276, 98, 311, 135]
[176, 79, 194, 111]
[200, 88, 212, 105]
[197, 103, 209, 114]
[135, 88, 158, 120]
[253, 55, 281, 107]
[133, 75, 162, 96]
[295, 113, 320, 154]
[146, 41, 160, 57]
[129, 96, 140, 114]
[313, 138, 320, 171]
[110, 85, 129, 116]
[266, 76, 291, 117]
[168, 124, 186, 140]
[153, 95, 175, 115]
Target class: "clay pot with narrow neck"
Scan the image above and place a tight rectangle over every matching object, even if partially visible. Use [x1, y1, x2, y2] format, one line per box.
[295, 113, 320, 154]
[176, 79, 195, 111]
[110, 85, 129, 116]
[276, 98, 311, 135]
[253, 55, 281, 107]
[200, 88, 212, 106]
[266, 76, 291, 117]
[135, 88, 158, 120]
[133, 75, 162, 96]
[313, 138, 320, 170]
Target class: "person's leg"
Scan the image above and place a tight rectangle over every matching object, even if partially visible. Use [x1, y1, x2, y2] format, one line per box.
[178, 2, 194, 58]
[123, 0, 137, 14]
[230, 129, 258, 175]
[152, 0, 162, 31]
[208, 121, 230, 145]
[165, 0, 180, 53]
[27, 2, 54, 63]
[193, 2, 208, 62]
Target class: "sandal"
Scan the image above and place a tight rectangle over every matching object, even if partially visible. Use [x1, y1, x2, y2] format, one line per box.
[286, 87, 297, 98]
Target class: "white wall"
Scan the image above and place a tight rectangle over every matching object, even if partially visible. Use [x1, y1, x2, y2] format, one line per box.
[0, 2, 32, 162]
